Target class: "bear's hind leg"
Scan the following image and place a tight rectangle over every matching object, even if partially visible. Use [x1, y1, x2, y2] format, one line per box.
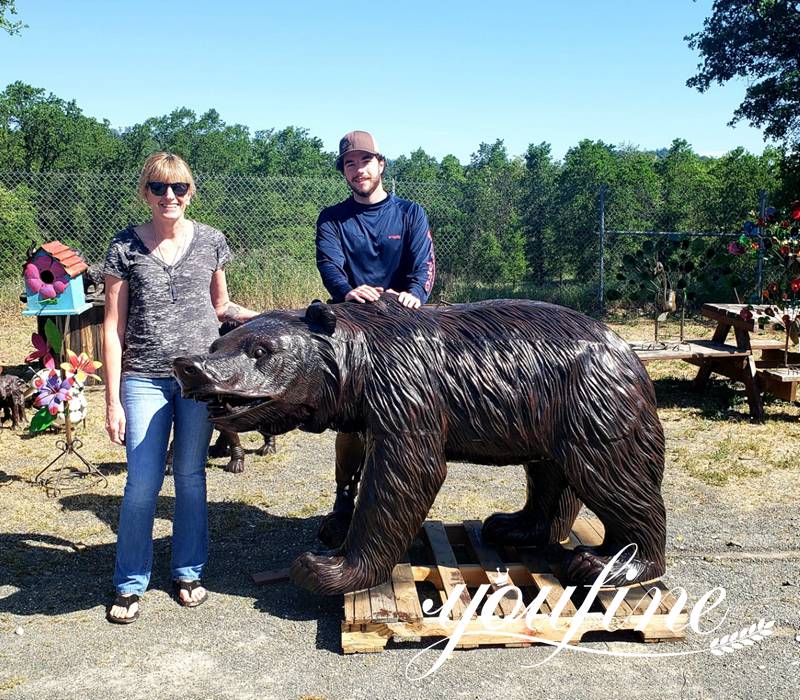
[559, 429, 666, 588]
[292, 432, 447, 595]
[482, 458, 581, 546]
[317, 432, 365, 549]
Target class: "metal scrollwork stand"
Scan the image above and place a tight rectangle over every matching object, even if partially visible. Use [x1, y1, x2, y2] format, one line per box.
[35, 403, 107, 498]
[34, 315, 107, 497]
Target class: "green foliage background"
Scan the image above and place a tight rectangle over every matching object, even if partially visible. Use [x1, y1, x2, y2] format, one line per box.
[0, 81, 792, 311]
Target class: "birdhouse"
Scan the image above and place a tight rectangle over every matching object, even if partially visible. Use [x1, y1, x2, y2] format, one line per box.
[22, 242, 92, 316]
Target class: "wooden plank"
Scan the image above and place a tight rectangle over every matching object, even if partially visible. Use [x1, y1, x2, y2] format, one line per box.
[701, 304, 756, 332]
[343, 591, 355, 623]
[516, 548, 578, 616]
[570, 518, 603, 548]
[750, 338, 788, 351]
[582, 518, 606, 542]
[633, 340, 751, 362]
[341, 624, 390, 653]
[760, 367, 800, 383]
[352, 587, 372, 623]
[251, 568, 290, 585]
[463, 520, 517, 617]
[342, 518, 688, 653]
[391, 561, 424, 622]
[369, 580, 398, 623]
[423, 521, 473, 621]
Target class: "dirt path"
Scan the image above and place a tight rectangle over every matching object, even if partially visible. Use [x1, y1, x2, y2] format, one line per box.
[1, 402, 799, 700]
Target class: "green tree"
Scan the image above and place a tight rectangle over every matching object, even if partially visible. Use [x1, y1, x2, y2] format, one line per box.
[0, 82, 121, 171]
[252, 126, 334, 177]
[686, 0, 800, 150]
[654, 139, 714, 232]
[120, 108, 253, 174]
[520, 142, 559, 283]
[0, 183, 39, 277]
[391, 148, 440, 182]
[0, 0, 25, 35]
[707, 146, 780, 230]
[555, 140, 617, 280]
[464, 140, 526, 285]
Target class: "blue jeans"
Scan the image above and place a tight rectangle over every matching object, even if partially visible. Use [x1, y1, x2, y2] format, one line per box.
[113, 375, 213, 595]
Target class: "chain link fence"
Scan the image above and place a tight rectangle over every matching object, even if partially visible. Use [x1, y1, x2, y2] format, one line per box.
[1, 171, 498, 309]
[0, 171, 761, 313]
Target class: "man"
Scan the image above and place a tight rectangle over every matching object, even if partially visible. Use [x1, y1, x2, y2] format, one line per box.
[316, 130, 435, 309]
[314, 130, 436, 547]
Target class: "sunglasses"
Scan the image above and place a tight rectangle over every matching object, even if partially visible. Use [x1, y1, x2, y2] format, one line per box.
[147, 181, 191, 197]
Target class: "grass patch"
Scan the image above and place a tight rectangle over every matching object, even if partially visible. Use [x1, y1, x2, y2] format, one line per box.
[0, 676, 26, 692]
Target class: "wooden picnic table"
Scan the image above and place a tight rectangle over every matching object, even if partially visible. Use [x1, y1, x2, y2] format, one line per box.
[632, 302, 799, 420]
[690, 303, 766, 420]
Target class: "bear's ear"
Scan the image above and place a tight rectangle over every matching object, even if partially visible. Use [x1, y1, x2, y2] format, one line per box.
[305, 300, 337, 335]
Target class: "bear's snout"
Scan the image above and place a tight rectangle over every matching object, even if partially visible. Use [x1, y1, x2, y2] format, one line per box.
[173, 355, 213, 392]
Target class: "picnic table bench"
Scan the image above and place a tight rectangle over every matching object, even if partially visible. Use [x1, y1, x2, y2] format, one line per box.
[631, 303, 799, 420]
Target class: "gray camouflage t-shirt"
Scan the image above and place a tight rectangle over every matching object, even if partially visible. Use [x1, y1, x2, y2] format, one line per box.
[103, 222, 232, 377]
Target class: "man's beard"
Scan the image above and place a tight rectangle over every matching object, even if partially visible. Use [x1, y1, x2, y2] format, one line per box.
[348, 175, 382, 199]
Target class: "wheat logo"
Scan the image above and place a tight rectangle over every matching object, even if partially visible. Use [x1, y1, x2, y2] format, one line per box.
[709, 619, 774, 655]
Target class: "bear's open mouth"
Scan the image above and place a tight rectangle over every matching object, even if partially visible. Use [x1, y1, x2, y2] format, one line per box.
[191, 390, 271, 422]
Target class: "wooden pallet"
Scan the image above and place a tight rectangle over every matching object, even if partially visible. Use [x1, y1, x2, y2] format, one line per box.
[342, 518, 687, 653]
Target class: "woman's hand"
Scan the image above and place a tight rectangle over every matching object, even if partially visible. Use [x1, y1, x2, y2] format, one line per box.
[106, 401, 126, 445]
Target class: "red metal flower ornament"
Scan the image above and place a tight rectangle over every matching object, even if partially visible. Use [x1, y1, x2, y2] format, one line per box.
[24, 333, 56, 370]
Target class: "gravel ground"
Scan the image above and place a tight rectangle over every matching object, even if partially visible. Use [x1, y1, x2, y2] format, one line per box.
[1, 414, 799, 700]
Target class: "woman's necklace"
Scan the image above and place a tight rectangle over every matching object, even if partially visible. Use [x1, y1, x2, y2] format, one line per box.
[150, 224, 190, 268]
[146, 223, 192, 303]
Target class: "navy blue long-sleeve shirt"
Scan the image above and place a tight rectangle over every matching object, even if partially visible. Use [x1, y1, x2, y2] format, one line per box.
[316, 194, 436, 303]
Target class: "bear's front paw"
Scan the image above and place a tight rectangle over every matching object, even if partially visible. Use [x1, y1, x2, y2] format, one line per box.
[317, 510, 352, 549]
[482, 510, 550, 546]
[290, 552, 372, 595]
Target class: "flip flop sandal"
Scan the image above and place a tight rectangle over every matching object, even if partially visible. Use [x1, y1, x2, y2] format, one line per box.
[106, 593, 140, 624]
[173, 579, 208, 608]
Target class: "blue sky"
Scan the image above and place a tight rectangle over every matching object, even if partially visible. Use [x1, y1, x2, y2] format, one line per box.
[0, 1, 772, 163]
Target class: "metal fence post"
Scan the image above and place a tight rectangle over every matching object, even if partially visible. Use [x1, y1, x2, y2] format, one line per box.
[598, 184, 606, 314]
[391, 177, 397, 196]
[756, 189, 767, 299]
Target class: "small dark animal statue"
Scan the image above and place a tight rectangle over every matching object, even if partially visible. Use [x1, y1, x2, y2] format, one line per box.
[0, 374, 27, 430]
[174, 296, 667, 595]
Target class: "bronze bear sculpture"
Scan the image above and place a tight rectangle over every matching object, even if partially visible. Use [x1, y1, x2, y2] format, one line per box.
[174, 296, 666, 595]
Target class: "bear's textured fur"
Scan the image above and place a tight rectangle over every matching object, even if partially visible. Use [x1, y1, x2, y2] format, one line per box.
[174, 296, 667, 594]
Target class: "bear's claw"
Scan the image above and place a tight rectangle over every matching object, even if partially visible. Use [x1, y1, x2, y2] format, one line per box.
[290, 551, 371, 595]
[564, 548, 664, 588]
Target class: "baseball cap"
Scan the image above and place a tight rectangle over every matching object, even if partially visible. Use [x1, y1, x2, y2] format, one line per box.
[336, 130, 380, 170]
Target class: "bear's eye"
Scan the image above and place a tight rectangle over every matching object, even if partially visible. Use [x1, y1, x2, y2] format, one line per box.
[252, 346, 267, 359]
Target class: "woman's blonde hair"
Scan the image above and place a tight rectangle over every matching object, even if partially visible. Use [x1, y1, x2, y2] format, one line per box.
[137, 152, 196, 201]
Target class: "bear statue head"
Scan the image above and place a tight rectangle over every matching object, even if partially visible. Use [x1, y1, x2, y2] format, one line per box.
[173, 301, 339, 434]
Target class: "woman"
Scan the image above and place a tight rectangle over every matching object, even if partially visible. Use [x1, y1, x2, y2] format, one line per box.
[103, 152, 257, 624]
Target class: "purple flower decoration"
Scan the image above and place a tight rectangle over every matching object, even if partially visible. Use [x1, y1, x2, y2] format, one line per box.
[727, 241, 747, 256]
[33, 370, 74, 416]
[24, 255, 69, 299]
